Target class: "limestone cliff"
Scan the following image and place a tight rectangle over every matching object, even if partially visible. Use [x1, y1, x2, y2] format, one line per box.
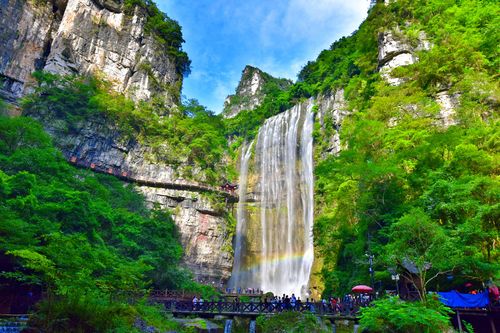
[377, 27, 458, 126]
[24, 109, 234, 284]
[0, 0, 55, 102]
[223, 65, 291, 118]
[377, 28, 430, 86]
[1, 0, 232, 284]
[1, 0, 179, 103]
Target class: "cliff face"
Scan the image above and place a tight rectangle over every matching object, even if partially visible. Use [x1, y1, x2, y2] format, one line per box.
[0, 0, 55, 102]
[0, 0, 179, 103]
[1, 0, 233, 284]
[223, 65, 291, 118]
[377, 29, 431, 86]
[377, 27, 458, 127]
[26, 111, 234, 284]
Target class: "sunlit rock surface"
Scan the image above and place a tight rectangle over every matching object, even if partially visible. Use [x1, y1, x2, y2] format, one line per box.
[315, 90, 350, 155]
[378, 29, 430, 86]
[0, 0, 178, 102]
[139, 187, 233, 284]
[223, 65, 291, 118]
[436, 90, 460, 127]
[377, 27, 461, 126]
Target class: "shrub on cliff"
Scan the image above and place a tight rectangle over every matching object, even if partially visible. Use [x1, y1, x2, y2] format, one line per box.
[21, 72, 230, 184]
[123, 0, 191, 76]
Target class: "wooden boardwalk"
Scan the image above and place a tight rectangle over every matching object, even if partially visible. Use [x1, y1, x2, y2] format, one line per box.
[157, 300, 361, 321]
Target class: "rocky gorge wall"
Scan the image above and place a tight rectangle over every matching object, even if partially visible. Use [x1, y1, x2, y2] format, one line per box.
[26, 111, 235, 284]
[377, 27, 459, 127]
[1, 0, 233, 284]
[0, 0, 178, 103]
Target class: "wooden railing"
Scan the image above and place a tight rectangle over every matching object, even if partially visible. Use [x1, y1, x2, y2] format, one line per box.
[157, 300, 365, 318]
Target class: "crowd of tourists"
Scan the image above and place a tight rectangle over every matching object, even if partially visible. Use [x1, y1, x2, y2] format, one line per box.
[190, 292, 372, 314]
[324, 294, 372, 315]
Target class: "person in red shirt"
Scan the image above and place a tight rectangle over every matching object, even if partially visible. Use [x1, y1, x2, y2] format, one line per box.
[488, 284, 499, 306]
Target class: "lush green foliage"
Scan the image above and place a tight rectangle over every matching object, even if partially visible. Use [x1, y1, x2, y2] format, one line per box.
[28, 295, 190, 332]
[0, 116, 204, 331]
[123, 0, 191, 76]
[220, 0, 499, 300]
[256, 311, 330, 333]
[0, 99, 7, 115]
[22, 72, 231, 184]
[359, 297, 453, 333]
[223, 70, 300, 139]
[312, 0, 499, 297]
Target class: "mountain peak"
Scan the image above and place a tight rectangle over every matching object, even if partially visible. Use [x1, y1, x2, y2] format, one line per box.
[223, 65, 291, 118]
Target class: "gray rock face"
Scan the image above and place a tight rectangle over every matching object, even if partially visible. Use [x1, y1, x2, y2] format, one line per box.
[223, 65, 291, 118]
[223, 66, 266, 118]
[378, 28, 460, 125]
[315, 89, 350, 155]
[1, 0, 232, 283]
[0, 0, 55, 101]
[378, 29, 430, 85]
[28, 111, 234, 283]
[435, 90, 460, 127]
[92, 0, 122, 12]
[0, 0, 179, 102]
[139, 186, 233, 284]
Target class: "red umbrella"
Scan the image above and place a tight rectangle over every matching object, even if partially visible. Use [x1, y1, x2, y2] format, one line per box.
[352, 285, 373, 293]
[464, 282, 473, 287]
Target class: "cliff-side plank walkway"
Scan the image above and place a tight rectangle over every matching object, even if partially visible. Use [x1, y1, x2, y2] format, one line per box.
[67, 156, 239, 202]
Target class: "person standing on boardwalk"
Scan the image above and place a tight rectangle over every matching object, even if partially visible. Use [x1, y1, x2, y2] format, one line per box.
[192, 296, 198, 311]
[291, 293, 297, 310]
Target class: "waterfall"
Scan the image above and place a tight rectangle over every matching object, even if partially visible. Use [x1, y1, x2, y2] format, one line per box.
[224, 319, 233, 333]
[249, 320, 256, 333]
[229, 101, 315, 297]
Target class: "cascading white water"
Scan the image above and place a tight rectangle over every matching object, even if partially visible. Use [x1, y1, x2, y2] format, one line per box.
[229, 101, 315, 297]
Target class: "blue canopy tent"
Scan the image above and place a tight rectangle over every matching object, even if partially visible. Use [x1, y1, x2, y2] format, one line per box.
[438, 290, 489, 308]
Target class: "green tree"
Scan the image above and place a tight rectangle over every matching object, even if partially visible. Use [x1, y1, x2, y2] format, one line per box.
[384, 209, 459, 302]
[359, 297, 453, 333]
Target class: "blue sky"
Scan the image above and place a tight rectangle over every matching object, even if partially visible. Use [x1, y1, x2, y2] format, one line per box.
[157, 0, 371, 113]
